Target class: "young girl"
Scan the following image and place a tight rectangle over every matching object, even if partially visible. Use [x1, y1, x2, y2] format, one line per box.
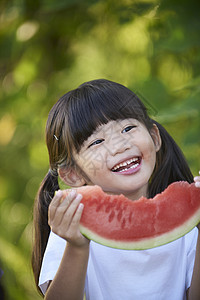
[32, 79, 200, 300]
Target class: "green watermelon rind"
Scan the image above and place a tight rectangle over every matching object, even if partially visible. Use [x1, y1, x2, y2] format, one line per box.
[79, 207, 200, 250]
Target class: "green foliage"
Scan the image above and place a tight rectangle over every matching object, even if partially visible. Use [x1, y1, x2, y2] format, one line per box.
[0, 0, 200, 298]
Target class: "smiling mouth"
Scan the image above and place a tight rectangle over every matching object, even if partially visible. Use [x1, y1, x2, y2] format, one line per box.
[111, 157, 141, 173]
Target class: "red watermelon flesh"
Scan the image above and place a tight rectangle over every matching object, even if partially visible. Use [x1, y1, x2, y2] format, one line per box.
[77, 181, 200, 250]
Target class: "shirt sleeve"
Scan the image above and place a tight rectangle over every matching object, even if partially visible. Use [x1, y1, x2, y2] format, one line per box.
[185, 227, 198, 290]
[38, 231, 66, 295]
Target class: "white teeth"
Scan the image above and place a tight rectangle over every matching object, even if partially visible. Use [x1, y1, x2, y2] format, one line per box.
[112, 157, 139, 171]
[118, 163, 139, 172]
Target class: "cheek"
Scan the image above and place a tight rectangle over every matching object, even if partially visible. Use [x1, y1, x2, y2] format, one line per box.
[76, 151, 105, 174]
[143, 138, 157, 163]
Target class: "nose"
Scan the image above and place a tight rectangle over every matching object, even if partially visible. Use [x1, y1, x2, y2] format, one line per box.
[108, 135, 131, 156]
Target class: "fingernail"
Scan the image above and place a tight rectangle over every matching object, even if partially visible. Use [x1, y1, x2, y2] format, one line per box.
[76, 194, 82, 201]
[195, 182, 200, 188]
[55, 190, 62, 197]
[79, 203, 84, 210]
[70, 189, 77, 197]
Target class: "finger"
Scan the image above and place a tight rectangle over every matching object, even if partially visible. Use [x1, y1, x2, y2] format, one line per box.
[70, 203, 84, 230]
[59, 194, 83, 229]
[194, 175, 200, 182]
[48, 190, 63, 222]
[195, 181, 200, 188]
[49, 189, 76, 222]
[53, 190, 78, 227]
[49, 191, 79, 230]
[59, 189, 77, 208]
[194, 171, 200, 188]
[63, 203, 84, 241]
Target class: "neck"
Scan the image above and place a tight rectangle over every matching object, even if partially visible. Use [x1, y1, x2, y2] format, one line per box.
[126, 187, 148, 201]
[104, 184, 149, 201]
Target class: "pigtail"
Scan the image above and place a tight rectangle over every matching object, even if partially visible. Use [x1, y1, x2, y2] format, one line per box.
[150, 120, 193, 197]
[32, 169, 59, 293]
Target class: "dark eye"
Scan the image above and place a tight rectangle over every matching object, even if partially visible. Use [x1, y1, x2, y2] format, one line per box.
[122, 125, 136, 133]
[88, 139, 104, 148]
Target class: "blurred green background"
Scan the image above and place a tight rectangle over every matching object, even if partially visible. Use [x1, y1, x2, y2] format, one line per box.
[0, 0, 200, 299]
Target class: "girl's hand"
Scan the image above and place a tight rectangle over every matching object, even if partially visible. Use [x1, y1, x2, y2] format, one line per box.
[194, 171, 200, 188]
[48, 189, 89, 248]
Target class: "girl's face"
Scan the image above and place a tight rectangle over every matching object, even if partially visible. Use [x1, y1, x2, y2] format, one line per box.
[73, 119, 161, 200]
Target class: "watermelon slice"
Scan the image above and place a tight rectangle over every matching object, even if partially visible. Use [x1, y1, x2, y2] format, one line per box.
[77, 181, 200, 250]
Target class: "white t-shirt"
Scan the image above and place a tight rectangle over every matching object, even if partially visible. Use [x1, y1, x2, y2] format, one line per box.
[39, 228, 198, 300]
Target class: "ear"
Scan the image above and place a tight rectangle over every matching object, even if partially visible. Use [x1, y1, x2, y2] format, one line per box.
[150, 124, 162, 152]
[58, 167, 86, 187]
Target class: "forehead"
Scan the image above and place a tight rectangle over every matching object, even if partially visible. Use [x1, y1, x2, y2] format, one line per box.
[88, 119, 141, 137]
